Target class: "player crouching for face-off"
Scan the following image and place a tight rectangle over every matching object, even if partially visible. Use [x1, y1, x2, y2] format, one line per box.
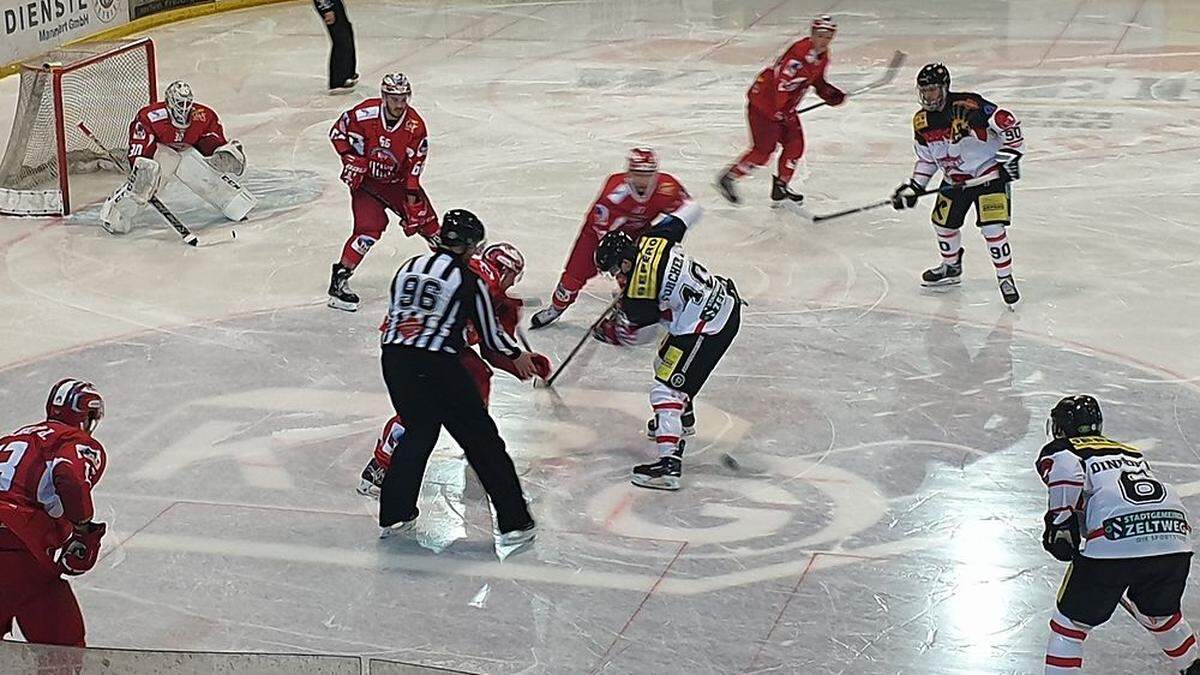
[891, 63, 1024, 307]
[592, 215, 741, 491]
[529, 147, 700, 329]
[357, 242, 551, 497]
[327, 73, 438, 312]
[101, 80, 255, 236]
[1037, 395, 1200, 675]
[0, 380, 108, 647]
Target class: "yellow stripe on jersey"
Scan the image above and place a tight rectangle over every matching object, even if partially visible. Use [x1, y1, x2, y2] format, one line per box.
[628, 237, 668, 300]
[1068, 436, 1141, 455]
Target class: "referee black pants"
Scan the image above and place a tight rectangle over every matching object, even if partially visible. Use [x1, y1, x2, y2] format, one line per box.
[322, 0, 356, 88]
[378, 345, 533, 534]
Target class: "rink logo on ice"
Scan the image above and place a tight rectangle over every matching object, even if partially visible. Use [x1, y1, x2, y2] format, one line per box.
[1102, 510, 1190, 541]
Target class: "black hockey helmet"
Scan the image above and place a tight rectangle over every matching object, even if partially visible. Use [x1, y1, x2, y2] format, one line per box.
[595, 231, 637, 274]
[1048, 395, 1103, 438]
[917, 63, 950, 111]
[439, 209, 485, 249]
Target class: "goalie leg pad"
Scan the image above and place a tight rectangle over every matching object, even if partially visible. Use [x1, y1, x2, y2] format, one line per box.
[175, 147, 257, 221]
[100, 183, 143, 235]
[129, 157, 162, 203]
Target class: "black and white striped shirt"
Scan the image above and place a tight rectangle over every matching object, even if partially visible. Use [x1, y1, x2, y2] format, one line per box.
[381, 251, 521, 357]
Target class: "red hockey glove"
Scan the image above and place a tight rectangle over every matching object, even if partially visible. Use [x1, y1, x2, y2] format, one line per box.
[822, 86, 846, 106]
[592, 315, 638, 346]
[58, 521, 106, 576]
[402, 196, 438, 238]
[340, 154, 368, 189]
[531, 352, 552, 380]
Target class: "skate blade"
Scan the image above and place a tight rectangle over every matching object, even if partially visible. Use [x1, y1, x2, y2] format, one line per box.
[712, 181, 740, 205]
[356, 480, 380, 498]
[631, 475, 681, 491]
[920, 277, 962, 288]
[771, 199, 811, 219]
[327, 297, 359, 312]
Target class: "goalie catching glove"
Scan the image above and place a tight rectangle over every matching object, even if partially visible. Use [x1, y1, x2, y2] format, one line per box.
[57, 521, 107, 576]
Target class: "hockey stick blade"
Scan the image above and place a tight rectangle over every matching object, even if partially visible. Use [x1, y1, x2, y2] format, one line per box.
[544, 296, 621, 388]
[797, 50, 907, 115]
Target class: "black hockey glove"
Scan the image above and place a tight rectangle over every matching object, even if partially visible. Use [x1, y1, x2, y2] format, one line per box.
[891, 181, 920, 210]
[1042, 512, 1080, 562]
[996, 147, 1022, 182]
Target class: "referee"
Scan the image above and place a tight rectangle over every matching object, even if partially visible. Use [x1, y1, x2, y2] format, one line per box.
[378, 209, 539, 546]
[314, 0, 357, 91]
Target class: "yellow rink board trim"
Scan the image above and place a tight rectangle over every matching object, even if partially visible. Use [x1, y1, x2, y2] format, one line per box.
[0, 0, 297, 80]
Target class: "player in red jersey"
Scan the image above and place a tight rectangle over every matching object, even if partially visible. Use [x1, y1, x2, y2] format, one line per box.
[528, 148, 702, 329]
[327, 72, 439, 312]
[357, 243, 550, 495]
[101, 80, 255, 235]
[0, 379, 108, 647]
[716, 15, 845, 208]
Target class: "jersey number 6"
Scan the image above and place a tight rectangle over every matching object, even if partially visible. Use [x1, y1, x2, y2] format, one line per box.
[1119, 470, 1167, 505]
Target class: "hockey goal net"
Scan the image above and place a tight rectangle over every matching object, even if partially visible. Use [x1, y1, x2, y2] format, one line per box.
[0, 38, 157, 216]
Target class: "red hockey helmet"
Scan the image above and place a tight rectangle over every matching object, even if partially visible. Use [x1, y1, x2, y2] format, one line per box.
[811, 14, 837, 34]
[481, 242, 525, 287]
[46, 379, 104, 433]
[627, 147, 659, 174]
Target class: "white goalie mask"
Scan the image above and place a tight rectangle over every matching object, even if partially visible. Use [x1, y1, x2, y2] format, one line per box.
[165, 80, 195, 129]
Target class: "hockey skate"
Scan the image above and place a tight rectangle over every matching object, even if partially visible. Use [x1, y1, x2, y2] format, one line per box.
[998, 275, 1020, 308]
[379, 518, 415, 539]
[328, 263, 360, 312]
[715, 171, 740, 205]
[645, 412, 696, 439]
[529, 305, 562, 329]
[1182, 658, 1200, 675]
[631, 442, 684, 491]
[356, 458, 386, 497]
[921, 248, 964, 287]
[497, 522, 537, 547]
[770, 176, 805, 209]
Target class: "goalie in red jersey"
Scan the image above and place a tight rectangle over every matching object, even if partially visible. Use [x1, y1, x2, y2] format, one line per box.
[101, 80, 256, 235]
[327, 73, 439, 312]
[0, 379, 108, 647]
[528, 147, 701, 329]
[356, 242, 550, 496]
[716, 15, 845, 208]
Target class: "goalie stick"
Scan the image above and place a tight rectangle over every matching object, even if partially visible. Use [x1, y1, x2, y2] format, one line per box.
[77, 122, 213, 246]
[795, 50, 907, 116]
[812, 173, 1000, 223]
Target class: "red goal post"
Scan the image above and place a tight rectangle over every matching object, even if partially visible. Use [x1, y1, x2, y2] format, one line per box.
[0, 38, 157, 216]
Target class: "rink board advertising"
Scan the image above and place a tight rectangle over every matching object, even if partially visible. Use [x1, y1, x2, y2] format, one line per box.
[2, 0, 129, 64]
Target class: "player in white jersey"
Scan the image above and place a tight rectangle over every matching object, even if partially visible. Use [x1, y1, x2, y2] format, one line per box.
[890, 63, 1025, 306]
[592, 217, 742, 490]
[1037, 395, 1200, 675]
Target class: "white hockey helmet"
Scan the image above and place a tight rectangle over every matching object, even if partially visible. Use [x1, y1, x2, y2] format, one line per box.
[380, 73, 412, 98]
[164, 80, 194, 129]
[811, 14, 837, 34]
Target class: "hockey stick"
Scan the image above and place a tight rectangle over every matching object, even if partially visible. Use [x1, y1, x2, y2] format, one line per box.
[796, 50, 907, 115]
[77, 122, 200, 246]
[542, 295, 622, 388]
[358, 183, 440, 249]
[812, 173, 1000, 223]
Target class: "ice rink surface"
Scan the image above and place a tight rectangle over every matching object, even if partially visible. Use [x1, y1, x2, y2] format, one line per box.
[3, 0, 1200, 672]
